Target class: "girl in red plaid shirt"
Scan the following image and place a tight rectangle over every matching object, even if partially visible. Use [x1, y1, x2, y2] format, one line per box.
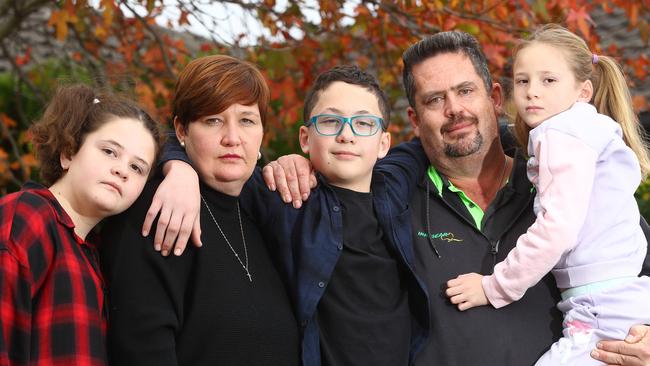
[0, 84, 162, 366]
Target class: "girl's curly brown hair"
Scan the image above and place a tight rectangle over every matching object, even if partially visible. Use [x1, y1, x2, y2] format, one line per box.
[30, 84, 165, 185]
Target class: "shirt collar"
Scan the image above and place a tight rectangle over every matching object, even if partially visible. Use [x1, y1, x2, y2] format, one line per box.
[22, 181, 94, 246]
[23, 181, 76, 229]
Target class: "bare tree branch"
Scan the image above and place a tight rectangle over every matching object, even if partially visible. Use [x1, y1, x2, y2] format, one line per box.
[0, 0, 52, 44]
[0, 41, 46, 103]
[69, 26, 108, 86]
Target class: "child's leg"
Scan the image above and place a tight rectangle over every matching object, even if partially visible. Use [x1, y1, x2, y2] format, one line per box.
[536, 276, 650, 366]
[535, 294, 601, 366]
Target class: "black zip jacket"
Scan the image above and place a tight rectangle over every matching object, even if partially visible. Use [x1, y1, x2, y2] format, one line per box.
[377, 138, 650, 366]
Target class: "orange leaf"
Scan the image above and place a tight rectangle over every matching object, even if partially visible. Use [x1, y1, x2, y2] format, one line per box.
[638, 20, 650, 46]
[101, 0, 115, 26]
[48, 10, 68, 40]
[628, 3, 639, 26]
[152, 79, 168, 97]
[95, 25, 108, 39]
[20, 153, 38, 169]
[47, 3, 78, 41]
[179, 10, 190, 26]
[495, 5, 509, 21]
[1, 114, 17, 128]
[135, 84, 156, 113]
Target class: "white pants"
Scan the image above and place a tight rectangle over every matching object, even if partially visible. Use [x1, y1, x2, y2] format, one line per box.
[535, 276, 650, 366]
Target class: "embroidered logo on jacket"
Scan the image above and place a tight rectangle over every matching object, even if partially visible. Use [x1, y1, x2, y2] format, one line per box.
[417, 231, 463, 243]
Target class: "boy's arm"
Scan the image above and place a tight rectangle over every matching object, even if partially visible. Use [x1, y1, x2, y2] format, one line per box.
[159, 131, 192, 165]
[262, 139, 429, 207]
[374, 138, 429, 199]
[241, 167, 304, 289]
[241, 167, 285, 229]
[142, 134, 201, 256]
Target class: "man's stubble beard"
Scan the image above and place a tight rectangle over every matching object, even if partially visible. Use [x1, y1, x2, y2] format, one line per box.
[443, 126, 483, 158]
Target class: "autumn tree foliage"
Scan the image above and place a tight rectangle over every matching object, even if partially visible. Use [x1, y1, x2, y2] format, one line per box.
[0, 0, 648, 194]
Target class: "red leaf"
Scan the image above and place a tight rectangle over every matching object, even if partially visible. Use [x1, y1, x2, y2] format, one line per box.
[483, 43, 507, 69]
[15, 47, 31, 66]
[566, 6, 593, 39]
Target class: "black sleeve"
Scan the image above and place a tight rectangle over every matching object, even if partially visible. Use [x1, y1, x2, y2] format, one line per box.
[640, 217, 650, 276]
[159, 132, 192, 168]
[374, 138, 429, 199]
[240, 168, 297, 254]
[100, 180, 194, 366]
[240, 168, 277, 228]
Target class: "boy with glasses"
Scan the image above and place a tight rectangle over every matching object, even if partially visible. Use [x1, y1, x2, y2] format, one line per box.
[153, 65, 430, 365]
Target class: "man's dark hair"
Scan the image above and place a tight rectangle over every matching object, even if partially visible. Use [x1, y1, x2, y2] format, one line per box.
[402, 31, 493, 108]
[303, 65, 390, 126]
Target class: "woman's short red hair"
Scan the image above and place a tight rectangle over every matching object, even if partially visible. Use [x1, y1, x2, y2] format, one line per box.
[173, 55, 269, 128]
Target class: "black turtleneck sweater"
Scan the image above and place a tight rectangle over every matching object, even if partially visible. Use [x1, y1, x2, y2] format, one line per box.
[100, 178, 300, 366]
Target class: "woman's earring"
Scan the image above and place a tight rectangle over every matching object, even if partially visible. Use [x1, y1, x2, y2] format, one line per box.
[258, 151, 262, 160]
[180, 140, 185, 147]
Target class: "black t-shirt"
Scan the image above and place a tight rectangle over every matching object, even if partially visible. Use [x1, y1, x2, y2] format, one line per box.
[317, 185, 411, 366]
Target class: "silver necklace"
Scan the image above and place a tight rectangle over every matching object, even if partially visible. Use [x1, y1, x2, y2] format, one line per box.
[200, 195, 252, 282]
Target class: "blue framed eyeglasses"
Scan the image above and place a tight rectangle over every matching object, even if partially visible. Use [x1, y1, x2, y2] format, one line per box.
[306, 114, 386, 136]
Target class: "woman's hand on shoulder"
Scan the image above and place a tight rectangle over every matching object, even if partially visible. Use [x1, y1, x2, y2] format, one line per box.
[142, 160, 201, 256]
[591, 325, 650, 366]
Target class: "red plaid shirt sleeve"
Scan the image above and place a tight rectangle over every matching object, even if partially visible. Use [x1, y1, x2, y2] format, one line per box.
[0, 183, 107, 366]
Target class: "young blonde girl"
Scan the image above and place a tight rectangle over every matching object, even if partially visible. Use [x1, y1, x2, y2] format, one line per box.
[0, 84, 162, 365]
[447, 24, 650, 365]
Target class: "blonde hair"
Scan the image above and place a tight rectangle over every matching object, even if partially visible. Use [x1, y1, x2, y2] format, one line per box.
[513, 24, 650, 177]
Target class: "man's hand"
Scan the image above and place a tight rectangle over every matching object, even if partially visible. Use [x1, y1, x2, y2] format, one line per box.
[591, 325, 650, 366]
[262, 154, 316, 208]
[446, 273, 489, 311]
[142, 160, 201, 256]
